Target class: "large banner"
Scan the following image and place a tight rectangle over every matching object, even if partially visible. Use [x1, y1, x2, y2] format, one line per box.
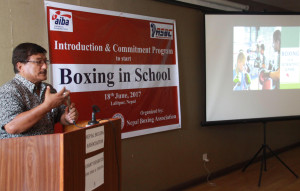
[44, 1, 181, 138]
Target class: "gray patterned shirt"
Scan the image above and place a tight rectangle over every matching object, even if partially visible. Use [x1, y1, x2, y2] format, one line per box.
[0, 74, 66, 139]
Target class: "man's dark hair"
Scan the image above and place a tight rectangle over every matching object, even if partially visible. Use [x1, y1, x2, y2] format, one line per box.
[273, 30, 281, 42]
[12, 43, 47, 74]
[260, 44, 265, 51]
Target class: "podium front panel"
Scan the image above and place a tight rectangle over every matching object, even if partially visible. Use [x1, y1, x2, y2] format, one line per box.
[63, 118, 121, 191]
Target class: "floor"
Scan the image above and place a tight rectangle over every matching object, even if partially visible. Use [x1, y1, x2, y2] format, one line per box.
[184, 146, 300, 191]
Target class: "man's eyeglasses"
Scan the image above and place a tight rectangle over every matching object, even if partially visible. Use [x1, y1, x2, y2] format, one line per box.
[23, 60, 50, 66]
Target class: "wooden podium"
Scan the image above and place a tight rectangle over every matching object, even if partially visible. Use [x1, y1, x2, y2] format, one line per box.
[0, 118, 121, 191]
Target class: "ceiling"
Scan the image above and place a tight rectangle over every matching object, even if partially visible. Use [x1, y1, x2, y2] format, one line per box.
[251, 0, 300, 12]
[170, 0, 300, 12]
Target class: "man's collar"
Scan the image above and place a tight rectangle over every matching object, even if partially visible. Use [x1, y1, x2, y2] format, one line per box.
[15, 74, 46, 94]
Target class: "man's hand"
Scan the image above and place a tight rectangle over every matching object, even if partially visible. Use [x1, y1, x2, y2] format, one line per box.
[44, 86, 69, 110]
[61, 103, 79, 125]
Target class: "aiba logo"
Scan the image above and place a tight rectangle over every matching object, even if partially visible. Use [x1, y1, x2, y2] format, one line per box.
[150, 22, 173, 40]
[49, 9, 73, 32]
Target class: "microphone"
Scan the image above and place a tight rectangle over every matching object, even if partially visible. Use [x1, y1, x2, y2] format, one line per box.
[63, 89, 75, 125]
[63, 89, 71, 108]
[88, 105, 100, 126]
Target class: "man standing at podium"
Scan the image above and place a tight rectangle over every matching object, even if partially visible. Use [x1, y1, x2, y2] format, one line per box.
[0, 43, 79, 139]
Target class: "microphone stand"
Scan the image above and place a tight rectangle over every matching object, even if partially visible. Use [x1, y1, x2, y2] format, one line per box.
[88, 105, 100, 126]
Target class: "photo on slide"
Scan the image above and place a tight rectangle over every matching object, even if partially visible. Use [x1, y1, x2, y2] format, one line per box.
[233, 26, 300, 91]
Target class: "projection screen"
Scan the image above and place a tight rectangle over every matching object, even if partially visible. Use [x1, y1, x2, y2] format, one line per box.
[205, 14, 300, 124]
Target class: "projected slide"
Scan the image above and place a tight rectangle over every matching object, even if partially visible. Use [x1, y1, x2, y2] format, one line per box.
[205, 14, 300, 123]
[233, 27, 300, 91]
